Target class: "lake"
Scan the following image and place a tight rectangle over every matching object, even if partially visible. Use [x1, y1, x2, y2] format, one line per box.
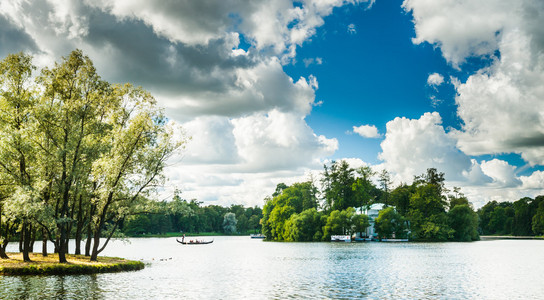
[1, 237, 544, 299]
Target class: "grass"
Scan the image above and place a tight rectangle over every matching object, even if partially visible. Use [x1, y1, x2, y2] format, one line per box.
[0, 253, 144, 275]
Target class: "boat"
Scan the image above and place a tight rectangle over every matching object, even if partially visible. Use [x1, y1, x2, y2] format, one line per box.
[176, 236, 213, 245]
[331, 235, 351, 242]
[250, 234, 265, 239]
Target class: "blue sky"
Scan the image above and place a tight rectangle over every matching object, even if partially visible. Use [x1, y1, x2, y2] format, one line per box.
[1, 0, 543, 207]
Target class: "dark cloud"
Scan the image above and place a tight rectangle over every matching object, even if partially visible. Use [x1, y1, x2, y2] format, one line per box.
[0, 14, 39, 57]
[509, 134, 544, 148]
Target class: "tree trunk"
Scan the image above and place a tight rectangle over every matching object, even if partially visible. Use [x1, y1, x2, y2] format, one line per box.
[85, 230, 92, 257]
[0, 244, 8, 259]
[0, 209, 8, 259]
[85, 203, 95, 256]
[19, 230, 23, 252]
[29, 227, 36, 252]
[22, 222, 31, 262]
[74, 195, 84, 255]
[42, 228, 48, 257]
[90, 230, 100, 261]
[58, 225, 67, 263]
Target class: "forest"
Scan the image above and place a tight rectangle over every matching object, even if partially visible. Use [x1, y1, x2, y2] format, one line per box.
[119, 194, 263, 236]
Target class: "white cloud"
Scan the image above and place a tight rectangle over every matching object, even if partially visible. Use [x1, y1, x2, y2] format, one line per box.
[379, 112, 472, 183]
[479, 159, 522, 188]
[402, 0, 513, 66]
[427, 73, 444, 86]
[521, 171, 544, 189]
[303, 57, 323, 67]
[353, 124, 381, 138]
[404, 0, 544, 166]
[162, 110, 338, 206]
[347, 23, 357, 34]
[376, 112, 543, 207]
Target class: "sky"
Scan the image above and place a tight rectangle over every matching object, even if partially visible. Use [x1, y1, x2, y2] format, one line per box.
[1, 0, 543, 208]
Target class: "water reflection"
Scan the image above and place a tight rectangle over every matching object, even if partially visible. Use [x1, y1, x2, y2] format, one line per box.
[2, 238, 544, 299]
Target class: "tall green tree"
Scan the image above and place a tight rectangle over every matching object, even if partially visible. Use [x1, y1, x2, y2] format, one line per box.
[0, 52, 37, 261]
[448, 204, 479, 241]
[352, 166, 376, 210]
[321, 161, 356, 211]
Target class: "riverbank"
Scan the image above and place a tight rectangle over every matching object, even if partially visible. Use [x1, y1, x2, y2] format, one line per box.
[126, 231, 259, 238]
[0, 253, 144, 275]
[480, 235, 544, 240]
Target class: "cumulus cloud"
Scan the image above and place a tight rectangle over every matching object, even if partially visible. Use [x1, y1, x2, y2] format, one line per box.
[376, 112, 542, 207]
[379, 112, 472, 183]
[479, 159, 522, 187]
[353, 124, 381, 138]
[404, 0, 544, 166]
[427, 73, 444, 86]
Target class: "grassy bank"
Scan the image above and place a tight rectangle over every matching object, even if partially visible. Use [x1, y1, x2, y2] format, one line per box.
[0, 253, 144, 275]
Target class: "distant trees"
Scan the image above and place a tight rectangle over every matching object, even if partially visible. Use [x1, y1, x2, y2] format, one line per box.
[478, 196, 544, 236]
[223, 213, 237, 234]
[120, 196, 263, 235]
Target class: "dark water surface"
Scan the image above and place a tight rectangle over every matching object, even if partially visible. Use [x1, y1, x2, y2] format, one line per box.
[2, 237, 544, 299]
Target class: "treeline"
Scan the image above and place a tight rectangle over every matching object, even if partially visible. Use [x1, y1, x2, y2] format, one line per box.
[0, 51, 184, 262]
[262, 162, 480, 242]
[120, 195, 263, 235]
[478, 196, 544, 236]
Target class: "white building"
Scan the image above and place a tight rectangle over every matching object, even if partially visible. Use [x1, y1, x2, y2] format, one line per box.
[354, 203, 385, 240]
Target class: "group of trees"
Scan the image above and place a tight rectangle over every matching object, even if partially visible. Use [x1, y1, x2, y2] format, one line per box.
[262, 161, 480, 242]
[0, 51, 185, 262]
[120, 195, 263, 235]
[478, 196, 544, 236]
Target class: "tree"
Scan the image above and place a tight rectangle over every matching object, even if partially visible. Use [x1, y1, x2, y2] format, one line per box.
[321, 161, 356, 211]
[375, 207, 407, 239]
[377, 169, 393, 205]
[284, 208, 324, 242]
[389, 184, 413, 216]
[532, 200, 544, 235]
[352, 166, 376, 210]
[448, 204, 479, 241]
[322, 207, 368, 241]
[0, 52, 37, 261]
[223, 212, 237, 234]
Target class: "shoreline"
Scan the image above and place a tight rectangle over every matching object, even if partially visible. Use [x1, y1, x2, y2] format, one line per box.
[480, 236, 544, 240]
[0, 253, 144, 275]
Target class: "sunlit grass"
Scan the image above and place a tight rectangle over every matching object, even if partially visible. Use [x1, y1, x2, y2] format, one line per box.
[0, 253, 144, 275]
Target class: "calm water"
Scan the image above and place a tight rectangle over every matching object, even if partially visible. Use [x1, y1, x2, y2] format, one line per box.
[1, 237, 544, 299]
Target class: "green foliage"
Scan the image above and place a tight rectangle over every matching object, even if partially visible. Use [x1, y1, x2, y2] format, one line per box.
[262, 181, 319, 241]
[321, 161, 357, 211]
[448, 204, 479, 241]
[284, 208, 324, 242]
[375, 207, 408, 239]
[322, 207, 368, 241]
[532, 200, 544, 235]
[478, 196, 543, 236]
